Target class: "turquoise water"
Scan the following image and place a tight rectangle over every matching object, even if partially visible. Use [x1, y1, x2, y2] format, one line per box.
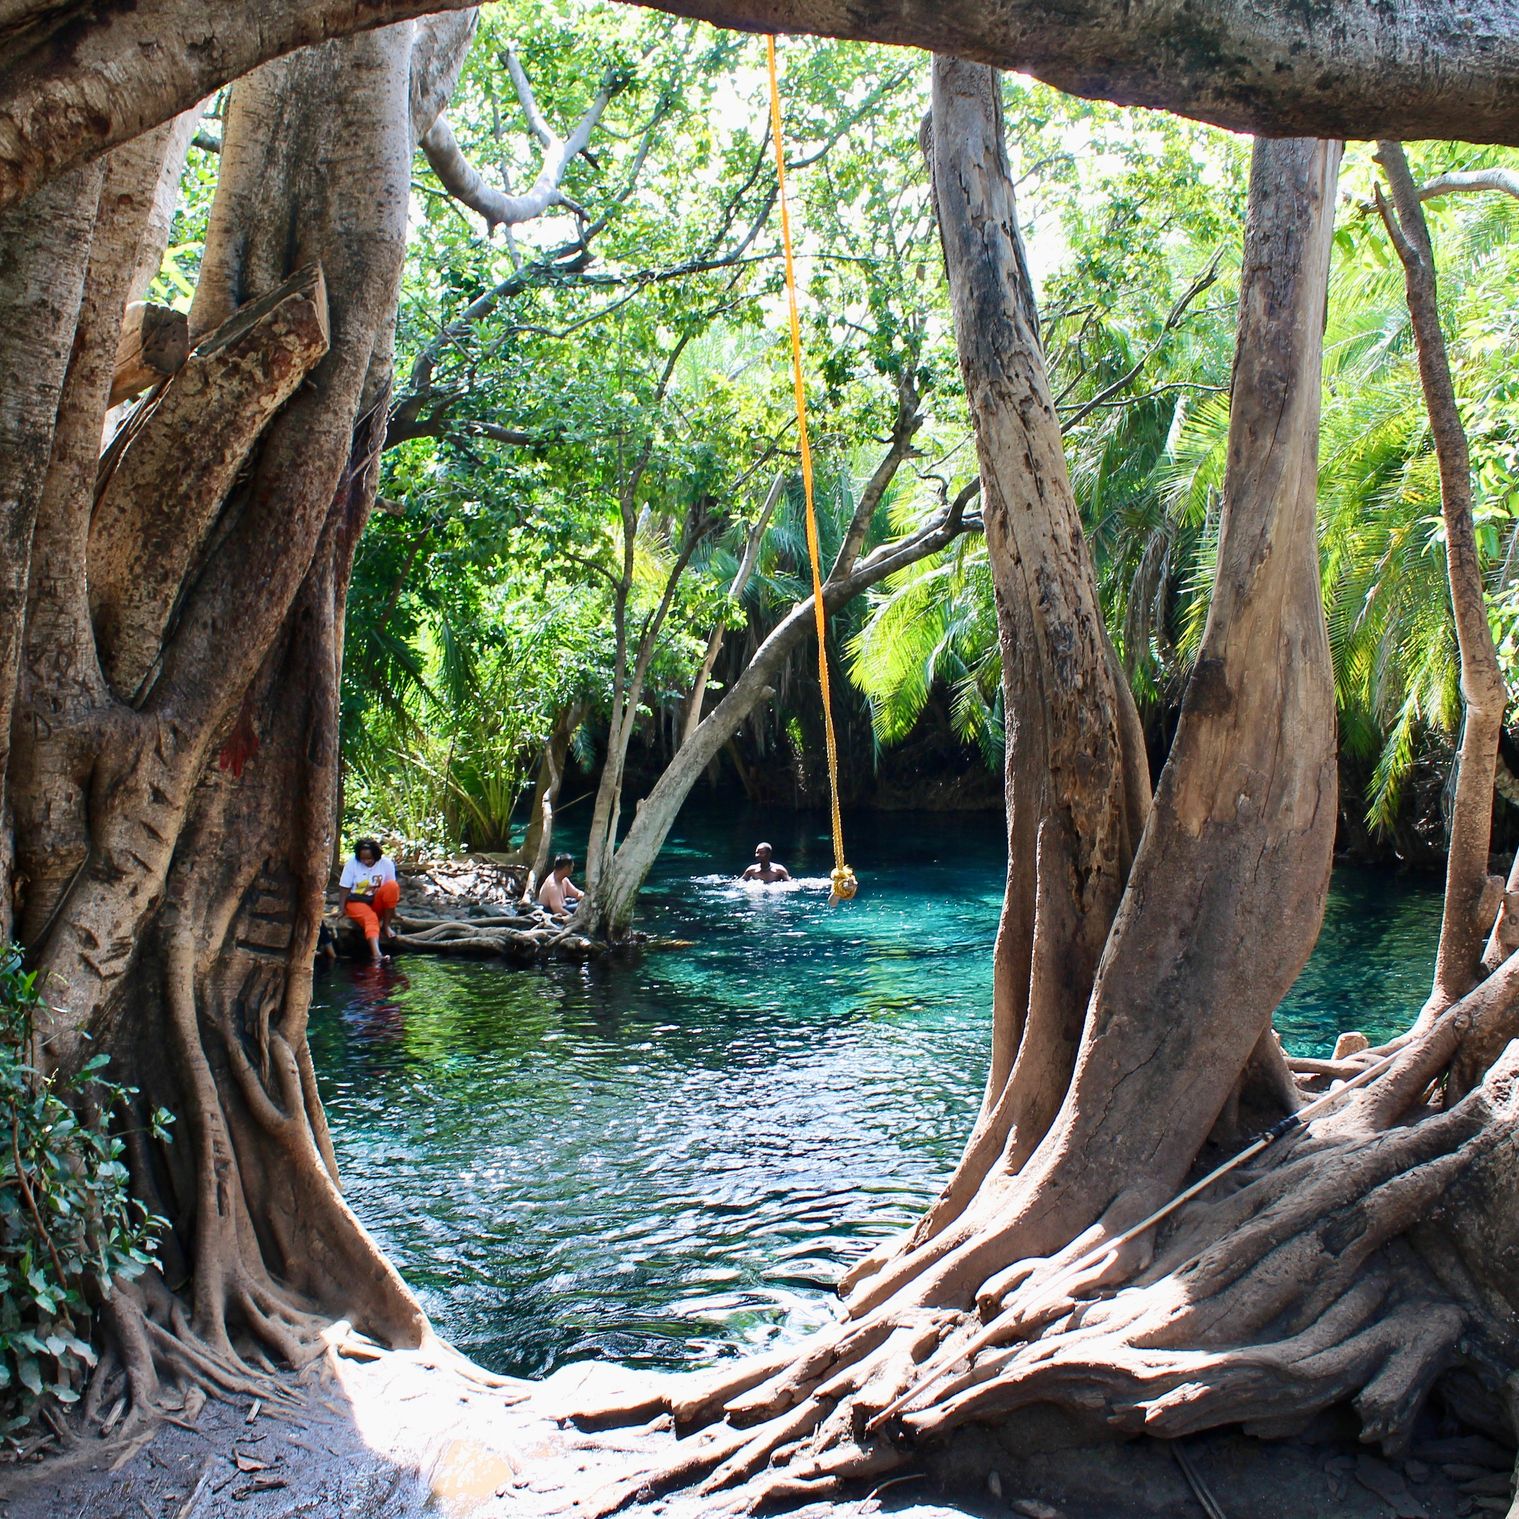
[307, 809, 1441, 1378]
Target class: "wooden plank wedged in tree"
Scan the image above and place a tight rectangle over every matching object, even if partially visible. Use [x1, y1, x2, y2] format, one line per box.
[89, 262, 330, 699]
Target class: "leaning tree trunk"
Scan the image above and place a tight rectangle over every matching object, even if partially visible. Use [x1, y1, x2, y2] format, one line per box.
[574, 526, 975, 940]
[680, 471, 786, 748]
[1373, 142, 1509, 1027]
[576, 400, 946, 941]
[568, 70, 1519, 1513]
[4, 17, 473, 1422]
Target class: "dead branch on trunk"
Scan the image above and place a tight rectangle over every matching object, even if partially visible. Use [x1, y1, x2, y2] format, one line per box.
[108, 301, 189, 406]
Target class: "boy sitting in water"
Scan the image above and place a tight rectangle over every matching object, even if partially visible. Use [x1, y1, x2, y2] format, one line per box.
[741, 842, 791, 883]
[537, 853, 583, 918]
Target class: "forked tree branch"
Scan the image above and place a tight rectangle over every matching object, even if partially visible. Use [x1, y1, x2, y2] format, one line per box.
[421, 57, 627, 232]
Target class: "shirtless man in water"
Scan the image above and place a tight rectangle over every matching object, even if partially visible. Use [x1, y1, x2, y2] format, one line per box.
[741, 842, 791, 883]
[537, 853, 583, 917]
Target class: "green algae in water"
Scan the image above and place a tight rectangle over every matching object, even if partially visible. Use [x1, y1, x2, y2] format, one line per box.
[307, 811, 1440, 1378]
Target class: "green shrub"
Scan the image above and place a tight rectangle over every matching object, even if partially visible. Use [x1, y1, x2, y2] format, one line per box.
[0, 948, 170, 1440]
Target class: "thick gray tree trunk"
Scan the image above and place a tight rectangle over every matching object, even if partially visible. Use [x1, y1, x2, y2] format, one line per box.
[0, 167, 101, 943]
[2, 15, 473, 1423]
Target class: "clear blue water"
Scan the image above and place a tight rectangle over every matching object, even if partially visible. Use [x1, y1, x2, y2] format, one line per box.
[307, 809, 1441, 1378]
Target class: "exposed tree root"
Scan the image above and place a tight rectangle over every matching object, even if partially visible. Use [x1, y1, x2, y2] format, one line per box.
[570, 1030, 1519, 1515]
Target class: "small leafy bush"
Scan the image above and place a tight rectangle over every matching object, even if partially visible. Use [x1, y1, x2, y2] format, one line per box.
[0, 948, 170, 1440]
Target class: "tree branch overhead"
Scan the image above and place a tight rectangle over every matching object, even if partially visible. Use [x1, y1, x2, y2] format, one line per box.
[5, 0, 1519, 216]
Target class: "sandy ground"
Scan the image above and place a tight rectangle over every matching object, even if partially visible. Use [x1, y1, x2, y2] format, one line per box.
[1, 1338, 1513, 1519]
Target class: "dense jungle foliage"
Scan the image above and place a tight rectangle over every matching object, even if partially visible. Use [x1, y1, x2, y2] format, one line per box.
[157, 3, 1519, 862]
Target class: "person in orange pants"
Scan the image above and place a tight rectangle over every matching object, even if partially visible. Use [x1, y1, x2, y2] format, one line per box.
[339, 838, 401, 963]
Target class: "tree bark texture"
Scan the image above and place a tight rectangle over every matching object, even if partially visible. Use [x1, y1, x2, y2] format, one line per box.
[3, 16, 479, 1422]
[108, 301, 190, 407]
[6, 0, 1519, 219]
[0, 164, 100, 944]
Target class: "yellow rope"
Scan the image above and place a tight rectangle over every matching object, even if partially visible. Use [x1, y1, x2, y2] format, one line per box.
[764, 35, 856, 905]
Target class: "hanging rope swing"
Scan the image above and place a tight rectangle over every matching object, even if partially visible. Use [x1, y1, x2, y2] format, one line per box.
[764, 35, 857, 905]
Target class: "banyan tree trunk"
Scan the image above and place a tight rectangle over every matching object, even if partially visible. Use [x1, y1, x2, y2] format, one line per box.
[572, 63, 1519, 1513]
[1, 18, 473, 1423]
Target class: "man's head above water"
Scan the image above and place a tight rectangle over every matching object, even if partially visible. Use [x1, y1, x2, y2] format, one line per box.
[742, 843, 789, 883]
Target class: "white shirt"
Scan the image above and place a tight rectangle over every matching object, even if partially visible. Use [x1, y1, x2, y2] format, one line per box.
[340, 855, 396, 894]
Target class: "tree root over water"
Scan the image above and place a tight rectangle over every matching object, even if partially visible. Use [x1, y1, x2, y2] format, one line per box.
[572, 1021, 1519, 1516]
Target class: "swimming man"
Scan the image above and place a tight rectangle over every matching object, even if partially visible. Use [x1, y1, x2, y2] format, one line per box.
[741, 842, 791, 883]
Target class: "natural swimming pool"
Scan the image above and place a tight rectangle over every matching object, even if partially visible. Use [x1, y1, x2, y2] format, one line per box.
[307, 808, 1442, 1379]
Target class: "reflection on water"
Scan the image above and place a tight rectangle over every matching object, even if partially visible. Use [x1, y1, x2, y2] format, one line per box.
[308, 810, 1440, 1377]
[1276, 865, 1444, 1052]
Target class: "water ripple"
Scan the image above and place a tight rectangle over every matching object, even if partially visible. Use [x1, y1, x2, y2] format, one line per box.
[309, 813, 1440, 1377]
